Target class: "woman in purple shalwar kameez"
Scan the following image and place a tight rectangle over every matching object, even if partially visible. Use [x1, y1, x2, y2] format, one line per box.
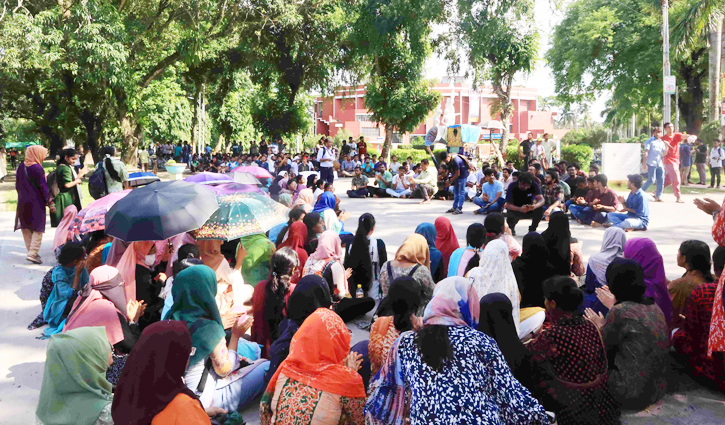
[15, 146, 56, 264]
[624, 238, 674, 326]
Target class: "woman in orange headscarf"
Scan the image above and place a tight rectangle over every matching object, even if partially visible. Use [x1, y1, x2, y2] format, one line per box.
[260, 308, 366, 425]
[15, 145, 55, 264]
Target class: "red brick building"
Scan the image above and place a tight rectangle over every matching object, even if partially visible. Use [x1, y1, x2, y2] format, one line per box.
[314, 77, 568, 151]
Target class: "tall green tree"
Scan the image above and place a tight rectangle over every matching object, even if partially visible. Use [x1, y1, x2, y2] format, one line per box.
[452, 0, 538, 152]
[351, 0, 444, 159]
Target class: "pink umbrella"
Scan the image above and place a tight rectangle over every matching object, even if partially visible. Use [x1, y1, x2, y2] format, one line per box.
[232, 165, 273, 179]
[70, 189, 131, 236]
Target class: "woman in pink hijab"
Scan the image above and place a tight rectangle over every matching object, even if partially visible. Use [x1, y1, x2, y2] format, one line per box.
[52, 205, 77, 255]
[64, 265, 146, 385]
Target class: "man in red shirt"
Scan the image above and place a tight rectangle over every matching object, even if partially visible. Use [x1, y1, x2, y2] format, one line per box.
[357, 136, 367, 156]
[662, 122, 684, 202]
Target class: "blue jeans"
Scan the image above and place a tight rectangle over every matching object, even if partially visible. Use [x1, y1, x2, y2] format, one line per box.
[452, 178, 467, 210]
[607, 212, 647, 230]
[473, 196, 505, 213]
[642, 165, 664, 198]
[216, 360, 270, 411]
[569, 205, 606, 224]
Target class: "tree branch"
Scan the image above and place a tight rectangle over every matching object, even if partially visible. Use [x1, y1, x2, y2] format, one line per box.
[139, 50, 182, 88]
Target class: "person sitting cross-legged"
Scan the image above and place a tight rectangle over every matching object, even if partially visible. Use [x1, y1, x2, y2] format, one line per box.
[346, 166, 370, 198]
[386, 166, 412, 198]
[473, 168, 504, 215]
[605, 174, 649, 231]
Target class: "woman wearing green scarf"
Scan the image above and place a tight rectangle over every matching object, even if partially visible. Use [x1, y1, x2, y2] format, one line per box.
[164, 265, 269, 413]
[36, 327, 113, 425]
[239, 234, 276, 287]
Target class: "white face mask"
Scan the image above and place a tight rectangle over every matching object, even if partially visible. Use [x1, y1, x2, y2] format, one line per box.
[145, 254, 156, 267]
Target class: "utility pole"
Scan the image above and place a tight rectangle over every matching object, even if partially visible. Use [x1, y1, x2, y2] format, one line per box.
[662, 0, 672, 124]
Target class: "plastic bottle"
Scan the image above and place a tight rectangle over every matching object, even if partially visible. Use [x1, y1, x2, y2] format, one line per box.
[356, 284, 364, 299]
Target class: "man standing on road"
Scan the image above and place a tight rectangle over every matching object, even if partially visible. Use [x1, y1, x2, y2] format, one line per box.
[662, 122, 684, 203]
[316, 138, 335, 184]
[504, 172, 545, 236]
[519, 132, 534, 167]
[694, 139, 708, 185]
[642, 127, 668, 202]
[438, 151, 470, 215]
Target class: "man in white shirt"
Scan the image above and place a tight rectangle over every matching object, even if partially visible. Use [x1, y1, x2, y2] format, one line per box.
[410, 159, 437, 204]
[642, 127, 668, 200]
[709, 139, 725, 188]
[386, 167, 412, 198]
[316, 138, 336, 183]
[389, 156, 401, 174]
[499, 167, 514, 192]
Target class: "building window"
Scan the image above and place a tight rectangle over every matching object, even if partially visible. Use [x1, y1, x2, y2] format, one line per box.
[392, 132, 402, 143]
[361, 127, 379, 138]
[317, 102, 323, 116]
[356, 113, 374, 122]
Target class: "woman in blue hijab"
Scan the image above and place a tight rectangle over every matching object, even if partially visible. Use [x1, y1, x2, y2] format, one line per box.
[415, 223, 443, 282]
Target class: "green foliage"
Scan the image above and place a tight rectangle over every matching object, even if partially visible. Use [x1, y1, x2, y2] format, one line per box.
[505, 145, 524, 170]
[561, 127, 609, 149]
[620, 134, 650, 144]
[561, 145, 594, 170]
[332, 128, 354, 148]
[251, 85, 313, 140]
[139, 76, 193, 143]
[0, 118, 39, 147]
[452, 0, 538, 149]
[697, 120, 721, 146]
[547, 0, 661, 120]
[351, 0, 444, 158]
[389, 148, 446, 165]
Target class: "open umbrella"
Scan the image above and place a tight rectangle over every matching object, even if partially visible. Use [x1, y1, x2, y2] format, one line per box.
[70, 189, 131, 236]
[232, 165, 273, 179]
[233, 172, 262, 185]
[208, 182, 266, 196]
[127, 172, 161, 188]
[196, 192, 289, 241]
[185, 172, 233, 185]
[105, 181, 219, 241]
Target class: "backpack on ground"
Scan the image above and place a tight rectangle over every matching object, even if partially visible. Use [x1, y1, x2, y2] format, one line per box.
[88, 163, 108, 200]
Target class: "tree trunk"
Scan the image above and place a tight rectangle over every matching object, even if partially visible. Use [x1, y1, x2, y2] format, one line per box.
[120, 115, 142, 166]
[80, 110, 102, 163]
[191, 85, 201, 155]
[676, 47, 707, 133]
[381, 125, 394, 162]
[710, 14, 723, 121]
[492, 73, 514, 153]
[41, 125, 65, 159]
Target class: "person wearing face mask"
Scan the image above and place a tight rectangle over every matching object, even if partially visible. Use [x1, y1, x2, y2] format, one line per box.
[115, 240, 167, 329]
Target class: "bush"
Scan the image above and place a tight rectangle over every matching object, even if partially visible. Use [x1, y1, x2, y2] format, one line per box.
[390, 148, 434, 165]
[366, 148, 380, 158]
[562, 127, 608, 149]
[561, 145, 594, 171]
[698, 120, 720, 145]
[505, 145, 524, 170]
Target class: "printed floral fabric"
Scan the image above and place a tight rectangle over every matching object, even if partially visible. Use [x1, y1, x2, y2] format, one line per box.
[528, 314, 619, 425]
[369, 316, 401, 378]
[260, 373, 365, 424]
[366, 326, 547, 425]
[708, 199, 725, 355]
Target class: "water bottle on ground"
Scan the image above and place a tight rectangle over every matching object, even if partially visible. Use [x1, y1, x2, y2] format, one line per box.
[356, 284, 364, 299]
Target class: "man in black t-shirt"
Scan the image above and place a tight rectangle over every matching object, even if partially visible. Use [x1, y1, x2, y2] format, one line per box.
[694, 139, 708, 185]
[504, 172, 545, 235]
[518, 132, 535, 166]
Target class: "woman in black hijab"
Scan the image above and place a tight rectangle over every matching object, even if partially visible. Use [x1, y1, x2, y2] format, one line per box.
[264, 275, 332, 382]
[512, 233, 557, 308]
[541, 211, 573, 276]
[478, 293, 539, 393]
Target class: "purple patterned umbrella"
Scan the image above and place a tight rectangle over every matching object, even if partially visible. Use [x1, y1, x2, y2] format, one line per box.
[185, 172, 233, 185]
[208, 182, 266, 196]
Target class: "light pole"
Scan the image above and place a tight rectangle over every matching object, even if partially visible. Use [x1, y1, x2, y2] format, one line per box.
[662, 0, 672, 124]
